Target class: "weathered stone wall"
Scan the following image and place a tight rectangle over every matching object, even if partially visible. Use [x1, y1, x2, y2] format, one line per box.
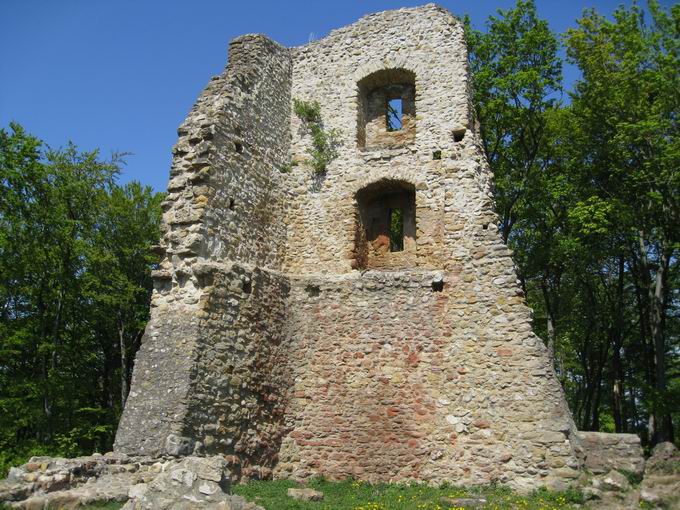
[276, 269, 579, 488]
[115, 35, 293, 459]
[114, 305, 201, 457]
[185, 262, 291, 479]
[284, 5, 473, 273]
[117, 4, 584, 491]
[577, 431, 645, 476]
[272, 7, 580, 488]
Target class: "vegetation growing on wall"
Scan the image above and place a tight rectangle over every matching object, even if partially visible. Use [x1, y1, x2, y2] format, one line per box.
[293, 98, 341, 175]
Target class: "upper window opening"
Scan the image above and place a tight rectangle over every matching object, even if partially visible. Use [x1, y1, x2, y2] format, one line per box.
[386, 98, 403, 131]
[357, 68, 415, 149]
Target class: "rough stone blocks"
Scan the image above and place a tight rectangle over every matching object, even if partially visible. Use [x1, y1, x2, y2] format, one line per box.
[115, 4, 583, 491]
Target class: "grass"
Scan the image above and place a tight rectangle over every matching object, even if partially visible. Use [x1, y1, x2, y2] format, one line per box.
[232, 478, 585, 510]
[0, 480, 584, 510]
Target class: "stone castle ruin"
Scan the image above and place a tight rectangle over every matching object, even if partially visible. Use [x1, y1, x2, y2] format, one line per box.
[114, 4, 584, 490]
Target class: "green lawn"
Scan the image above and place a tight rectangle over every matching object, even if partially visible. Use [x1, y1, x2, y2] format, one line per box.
[232, 478, 585, 510]
[0, 480, 584, 510]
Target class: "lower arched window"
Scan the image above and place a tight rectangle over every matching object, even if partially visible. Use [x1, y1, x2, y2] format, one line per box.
[354, 180, 416, 269]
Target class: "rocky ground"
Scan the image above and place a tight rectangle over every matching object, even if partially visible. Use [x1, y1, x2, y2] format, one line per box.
[0, 443, 678, 509]
[0, 454, 261, 509]
[577, 441, 680, 509]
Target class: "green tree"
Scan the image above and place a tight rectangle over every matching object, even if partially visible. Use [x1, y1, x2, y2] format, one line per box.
[466, 0, 567, 362]
[565, 0, 680, 443]
[467, 0, 679, 442]
[465, 0, 562, 244]
[0, 123, 163, 473]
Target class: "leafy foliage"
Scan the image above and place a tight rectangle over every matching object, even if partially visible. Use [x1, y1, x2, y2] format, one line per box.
[293, 98, 341, 175]
[468, 0, 679, 443]
[0, 123, 163, 475]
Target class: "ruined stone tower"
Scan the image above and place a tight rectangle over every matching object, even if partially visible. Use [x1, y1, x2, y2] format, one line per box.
[115, 4, 582, 490]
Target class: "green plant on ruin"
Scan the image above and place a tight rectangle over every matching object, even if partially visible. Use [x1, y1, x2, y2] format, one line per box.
[278, 160, 298, 174]
[293, 98, 340, 176]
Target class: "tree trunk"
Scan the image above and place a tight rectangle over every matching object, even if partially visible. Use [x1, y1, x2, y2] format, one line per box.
[638, 232, 673, 443]
[612, 254, 626, 432]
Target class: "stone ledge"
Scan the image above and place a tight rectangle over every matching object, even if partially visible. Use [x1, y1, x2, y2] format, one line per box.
[576, 431, 645, 476]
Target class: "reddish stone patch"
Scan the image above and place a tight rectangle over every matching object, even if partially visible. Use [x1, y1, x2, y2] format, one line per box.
[414, 404, 429, 415]
[224, 455, 241, 465]
[473, 419, 490, 429]
[407, 351, 420, 366]
[290, 430, 313, 439]
[496, 347, 513, 357]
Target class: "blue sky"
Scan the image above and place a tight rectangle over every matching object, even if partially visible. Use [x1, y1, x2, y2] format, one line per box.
[1, 1, 672, 192]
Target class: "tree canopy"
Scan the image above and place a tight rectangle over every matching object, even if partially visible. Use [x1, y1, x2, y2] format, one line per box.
[0, 123, 164, 474]
[467, 0, 679, 443]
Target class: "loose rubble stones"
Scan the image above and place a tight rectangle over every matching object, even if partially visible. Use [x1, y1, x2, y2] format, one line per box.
[286, 488, 324, 502]
[640, 442, 680, 509]
[0, 454, 261, 510]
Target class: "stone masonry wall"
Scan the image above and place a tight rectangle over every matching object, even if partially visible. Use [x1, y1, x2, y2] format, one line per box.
[115, 35, 293, 459]
[276, 269, 579, 489]
[117, 4, 584, 491]
[284, 5, 473, 273]
[185, 262, 291, 480]
[273, 7, 580, 488]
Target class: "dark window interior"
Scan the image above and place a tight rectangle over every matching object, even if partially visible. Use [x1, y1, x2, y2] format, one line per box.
[357, 68, 415, 149]
[355, 180, 416, 269]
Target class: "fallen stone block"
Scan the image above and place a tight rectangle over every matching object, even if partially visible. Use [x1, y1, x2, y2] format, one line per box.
[287, 488, 324, 501]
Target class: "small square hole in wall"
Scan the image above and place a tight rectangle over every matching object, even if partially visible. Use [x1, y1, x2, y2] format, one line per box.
[305, 284, 320, 297]
[453, 128, 466, 143]
[386, 98, 403, 131]
[229, 198, 235, 211]
[432, 150, 442, 160]
[234, 142, 243, 153]
[431, 279, 444, 292]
